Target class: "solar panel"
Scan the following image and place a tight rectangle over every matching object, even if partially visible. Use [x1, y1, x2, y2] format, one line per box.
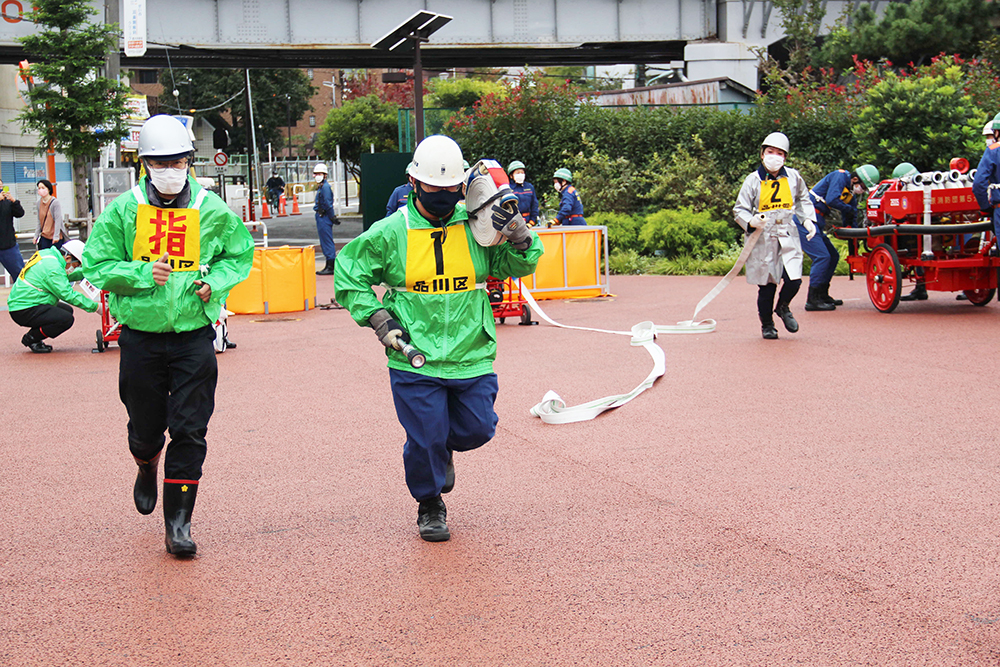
[370, 11, 453, 52]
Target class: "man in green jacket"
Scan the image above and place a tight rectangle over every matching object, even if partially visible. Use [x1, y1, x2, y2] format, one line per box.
[82, 114, 253, 557]
[8, 239, 97, 352]
[334, 135, 543, 542]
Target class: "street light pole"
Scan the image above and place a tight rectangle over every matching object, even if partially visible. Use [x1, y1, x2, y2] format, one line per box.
[286, 94, 292, 159]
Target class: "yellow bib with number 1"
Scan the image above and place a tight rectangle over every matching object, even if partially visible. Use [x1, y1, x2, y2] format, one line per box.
[758, 177, 793, 213]
[133, 204, 201, 271]
[405, 224, 476, 294]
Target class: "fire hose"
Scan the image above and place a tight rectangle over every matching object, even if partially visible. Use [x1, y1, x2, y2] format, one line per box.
[831, 221, 994, 239]
[527, 225, 768, 424]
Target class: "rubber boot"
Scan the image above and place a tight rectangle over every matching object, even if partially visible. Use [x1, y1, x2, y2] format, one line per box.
[774, 301, 799, 333]
[804, 286, 835, 311]
[163, 480, 198, 556]
[821, 285, 843, 306]
[760, 315, 778, 340]
[417, 495, 450, 542]
[441, 450, 455, 494]
[316, 259, 335, 276]
[133, 452, 161, 515]
[899, 283, 928, 301]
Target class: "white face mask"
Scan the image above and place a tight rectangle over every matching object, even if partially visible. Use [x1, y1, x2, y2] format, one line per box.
[148, 166, 188, 196]
[988, 138, 995, 148]
[762, 154, 785, 173]
[853, 184, 864, 196]
[553, 181, 563, 193]
[513, 172, 525, 185]
[314, 174, 324, 183]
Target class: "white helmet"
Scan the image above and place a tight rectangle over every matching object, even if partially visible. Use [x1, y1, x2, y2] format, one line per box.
[408, 135, 465, 187]
[313, 162, 328, 174]
[138, 115, 194, 159]
[984, 122, 995, 137]
[761, 131, 790, 154]
[61, 239, 85, 263]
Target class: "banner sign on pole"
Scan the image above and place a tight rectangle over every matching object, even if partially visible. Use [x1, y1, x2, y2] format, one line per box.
[124, 0, 146, 57]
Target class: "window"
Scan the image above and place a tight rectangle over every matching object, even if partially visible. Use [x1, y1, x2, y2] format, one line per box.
[307, 68, 314, 79]
[309, 116, 316, 127]
[134, 69, 158, 84]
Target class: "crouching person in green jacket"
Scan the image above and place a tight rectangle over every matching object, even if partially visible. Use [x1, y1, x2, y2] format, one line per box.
[334, 135, 543, 542]
[9, 239, 97, 352]
[82, 115, 253, 557]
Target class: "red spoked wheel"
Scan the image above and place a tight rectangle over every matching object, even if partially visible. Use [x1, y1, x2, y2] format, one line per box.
[866, 243, 902, 313]
[963, 288, 995, 306]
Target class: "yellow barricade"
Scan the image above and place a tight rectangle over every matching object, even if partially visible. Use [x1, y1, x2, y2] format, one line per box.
[227, 245, 317, 314]
[520, 226, 609, 300]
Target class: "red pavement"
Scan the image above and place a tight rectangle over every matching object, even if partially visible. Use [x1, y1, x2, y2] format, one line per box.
[3, 274, 1000, 665]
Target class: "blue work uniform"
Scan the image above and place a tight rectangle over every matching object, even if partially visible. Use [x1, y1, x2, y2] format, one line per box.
[385, 183, 413, 217]
[797, 170, 856, 286]
[973, 142, 1000, 240]
[314, 178, 338, 261]
[556, 184, 586, 225]
[511, 181, 540, 226]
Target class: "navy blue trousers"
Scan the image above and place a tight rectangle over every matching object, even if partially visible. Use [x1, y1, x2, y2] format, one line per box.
[389, 369, 498, 501]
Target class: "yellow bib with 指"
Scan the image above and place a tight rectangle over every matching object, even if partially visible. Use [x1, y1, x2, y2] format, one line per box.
[405, 224, 476, 294]
[18, 251, 43, 281]
[132, 204, 201, 271]
[758, 177, 793, 213]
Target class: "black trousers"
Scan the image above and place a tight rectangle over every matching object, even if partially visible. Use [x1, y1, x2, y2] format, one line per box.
[118, 325, 218, 481]
[757, 269, 802, 321]
[10, 302, 74, 340]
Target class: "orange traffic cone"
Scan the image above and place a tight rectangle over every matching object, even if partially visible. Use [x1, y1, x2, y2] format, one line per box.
[261, 197, 272, 220]
[277, 193, 288, 217]
[291, 193, 300, 215]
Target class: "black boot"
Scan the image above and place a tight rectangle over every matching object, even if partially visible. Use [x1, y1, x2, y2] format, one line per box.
[774, 302, 799, 333]
[22, 330, 52, 353]
[804, 286, 835, 311]
[441, 450, 455, 494]
[417, 495, 450, 542]
[163, 480, 198, 556]
[899, 283, 928, 301]
[821, 285, 843, 306]
[316, 259, 335, 276]
[760, 315, 778, 340]
[133, 452, 161, 515]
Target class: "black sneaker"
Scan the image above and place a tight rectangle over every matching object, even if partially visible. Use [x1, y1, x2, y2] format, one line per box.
[441, 450, 455, 494]
[761, 323, 778, 340]
[417, 496, 450, 542]
[28, 341, 52, 353]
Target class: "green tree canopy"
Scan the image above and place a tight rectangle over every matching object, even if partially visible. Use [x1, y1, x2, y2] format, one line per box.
[817, 0, 999, 71]
[18, 0, 131, 216]
[424, 77, 505, 109]
[163, 68, 315, 156]
[314, 94, 398, 179]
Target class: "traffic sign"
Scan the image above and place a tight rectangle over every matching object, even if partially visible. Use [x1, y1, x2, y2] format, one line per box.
[213, 151, 228, 167]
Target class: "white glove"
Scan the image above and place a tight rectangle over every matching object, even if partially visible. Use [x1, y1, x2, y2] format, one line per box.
[802, 217, 816, 241]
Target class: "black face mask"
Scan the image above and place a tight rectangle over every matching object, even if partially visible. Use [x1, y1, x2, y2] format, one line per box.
[416, 182, 463, 219]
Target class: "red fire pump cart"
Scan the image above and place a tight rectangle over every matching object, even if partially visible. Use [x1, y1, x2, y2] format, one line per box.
[487, 276, 536, 325]
[830, 158, 1000, 313]
[94, 290, 120, 352]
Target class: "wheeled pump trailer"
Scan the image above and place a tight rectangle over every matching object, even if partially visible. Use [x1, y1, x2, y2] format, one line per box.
[486, 276, 535, 325]
[830, 162, 1000, 313]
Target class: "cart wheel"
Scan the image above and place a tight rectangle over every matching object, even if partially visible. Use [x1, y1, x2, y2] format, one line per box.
[866, 243, 902, 313]
[520, 305, 533, 325]
[963, 288, 995, 306]
[95, 329, 105, 352]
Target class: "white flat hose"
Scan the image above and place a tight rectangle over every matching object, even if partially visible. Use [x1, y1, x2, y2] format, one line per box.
[525, 225, 764, 424]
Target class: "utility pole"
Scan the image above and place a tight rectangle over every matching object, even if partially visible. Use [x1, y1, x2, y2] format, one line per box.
[105, 0, 120, 168]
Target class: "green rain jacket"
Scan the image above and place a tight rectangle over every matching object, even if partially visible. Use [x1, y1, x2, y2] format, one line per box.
[335, 197, 543, 379]
[7, 247, 99, 314]
[82, 178, 254, 333]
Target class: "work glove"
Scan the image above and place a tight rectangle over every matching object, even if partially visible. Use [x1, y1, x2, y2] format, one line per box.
[368, 308, 409, 351]
[491, 193, 532, 250]
[801, 217, 817, 241]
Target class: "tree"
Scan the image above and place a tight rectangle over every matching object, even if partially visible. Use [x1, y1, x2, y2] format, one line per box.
[341, 69, 413, 107]
[425, 77, 505, 109]
[313, 95, 398, 180]
[817, 0, 999, 72]
[17, 0, 130, 217]
[770, 0, 827, 78]
[163, 68, 315, 157]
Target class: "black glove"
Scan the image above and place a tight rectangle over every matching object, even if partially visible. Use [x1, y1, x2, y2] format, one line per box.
[491, 195, 531, 251]
[368, 309, 409, 350]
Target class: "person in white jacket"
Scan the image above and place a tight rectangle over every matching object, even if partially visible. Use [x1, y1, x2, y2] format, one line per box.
[733, 132, 817, 339]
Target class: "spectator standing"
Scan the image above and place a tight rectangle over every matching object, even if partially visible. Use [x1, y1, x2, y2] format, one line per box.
[552, 168, 585, 225]
[0, 178, 25, 280]
[34, 179, 65, 250]
[313, 162, 339, 275]
[507, 161, 540, 227]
